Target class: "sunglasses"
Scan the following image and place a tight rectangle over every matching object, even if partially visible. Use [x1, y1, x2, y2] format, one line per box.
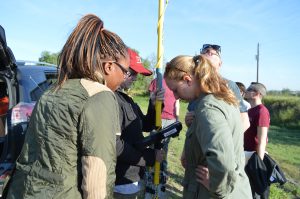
[128, 68, 137, 77]
[200, 44, 221, 55]
[113, 62, 131, 77]
[246, 87, 257, 92]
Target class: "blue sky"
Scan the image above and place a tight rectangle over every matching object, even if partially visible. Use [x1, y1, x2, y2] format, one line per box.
[1, 0, 299, 90]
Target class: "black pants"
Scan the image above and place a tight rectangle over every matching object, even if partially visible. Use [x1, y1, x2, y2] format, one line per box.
[252, 185, 270, 199]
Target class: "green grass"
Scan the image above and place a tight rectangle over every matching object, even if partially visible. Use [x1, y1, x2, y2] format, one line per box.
[267, 126, 300, 198]
[132, 95, 300, 198]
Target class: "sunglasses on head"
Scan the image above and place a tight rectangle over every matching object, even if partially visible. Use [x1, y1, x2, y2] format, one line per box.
[200, 44, 221, 54]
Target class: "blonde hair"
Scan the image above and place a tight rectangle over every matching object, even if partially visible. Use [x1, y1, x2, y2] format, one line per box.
[164, 55, 238, 106]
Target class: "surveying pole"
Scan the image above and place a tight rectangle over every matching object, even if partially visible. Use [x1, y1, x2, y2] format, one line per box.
[154, 0, 165, 198]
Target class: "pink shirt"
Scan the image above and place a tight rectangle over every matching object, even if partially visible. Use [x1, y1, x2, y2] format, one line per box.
[149, 78, 177, 120]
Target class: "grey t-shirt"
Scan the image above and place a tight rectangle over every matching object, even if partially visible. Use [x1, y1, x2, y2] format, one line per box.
[227, 79, 248, 113]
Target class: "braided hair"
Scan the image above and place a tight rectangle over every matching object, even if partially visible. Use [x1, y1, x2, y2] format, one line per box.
[56, 14, 127, 89]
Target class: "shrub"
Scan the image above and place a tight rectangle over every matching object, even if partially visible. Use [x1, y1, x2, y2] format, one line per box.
[130, 75, 152, 95]
[264, 96, 300, 129]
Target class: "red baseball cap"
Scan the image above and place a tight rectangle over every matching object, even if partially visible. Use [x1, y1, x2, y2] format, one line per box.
[128, 48, 152, 76]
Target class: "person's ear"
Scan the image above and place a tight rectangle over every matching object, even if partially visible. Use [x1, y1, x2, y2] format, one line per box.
[183, 74, 193, 86]
[103, 62, 113, 75]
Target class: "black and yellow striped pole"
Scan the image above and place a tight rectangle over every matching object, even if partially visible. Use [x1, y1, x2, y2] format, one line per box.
[153, 0, 167, 198]
[154, 0, 165, 128]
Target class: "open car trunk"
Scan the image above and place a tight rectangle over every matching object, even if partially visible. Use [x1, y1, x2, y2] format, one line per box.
[0, 25, 16, 72]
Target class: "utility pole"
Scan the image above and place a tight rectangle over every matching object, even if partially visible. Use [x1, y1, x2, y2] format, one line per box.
[256, 43, 260, 82]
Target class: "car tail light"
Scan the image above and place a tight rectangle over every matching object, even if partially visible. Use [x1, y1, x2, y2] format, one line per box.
[11, 102, 36, 125]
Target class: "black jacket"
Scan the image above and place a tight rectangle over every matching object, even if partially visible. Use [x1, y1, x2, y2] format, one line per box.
[245, 152, 287, 194]
[115, 90, 156, 185]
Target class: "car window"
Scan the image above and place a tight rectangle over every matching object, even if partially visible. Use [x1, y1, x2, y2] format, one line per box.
[30, 72, 57, 101]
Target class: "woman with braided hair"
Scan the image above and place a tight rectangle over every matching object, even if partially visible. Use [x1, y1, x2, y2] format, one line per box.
[7, 14, 129, 199]
[164, 54, 252, 198]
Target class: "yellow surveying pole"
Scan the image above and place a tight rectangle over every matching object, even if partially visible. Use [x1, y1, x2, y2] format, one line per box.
[155, 0, 164, 125]
[154, 0, 166, 198]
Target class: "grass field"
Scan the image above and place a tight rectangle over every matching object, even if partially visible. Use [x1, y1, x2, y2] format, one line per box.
[133, 94, 300, 199]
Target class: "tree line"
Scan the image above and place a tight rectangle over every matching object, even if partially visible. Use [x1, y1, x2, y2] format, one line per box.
[39, 50, 299, 96]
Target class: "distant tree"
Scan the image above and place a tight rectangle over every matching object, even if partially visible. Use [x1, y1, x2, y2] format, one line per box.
[39, 51, 59, 65]
[281, 88, 292, 95]
[147, 53, 158, 73]
[268, 90, 281, 96]
[130, 52, 168, 95]
[269, 88, 299, 96]
[130, 56, 153, 94]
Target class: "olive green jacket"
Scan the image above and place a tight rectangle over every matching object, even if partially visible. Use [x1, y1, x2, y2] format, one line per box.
[183, 94, 252, 199]
[7, 79, 120, 199]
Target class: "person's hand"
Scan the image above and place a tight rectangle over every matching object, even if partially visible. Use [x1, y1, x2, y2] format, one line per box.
[155, 149, 165, 163]
[180, 150, 187, 168]
[155, 88, 165, 101]
[195, 165, 210, 190]
[150, 88, 165, 105]
[185, 111, 195, 127]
